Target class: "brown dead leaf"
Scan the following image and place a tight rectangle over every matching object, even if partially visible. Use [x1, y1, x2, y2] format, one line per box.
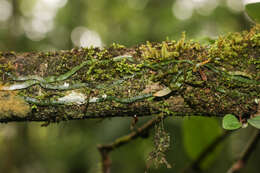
[153, 87, 172, 97]
[142, 82, 163, 94]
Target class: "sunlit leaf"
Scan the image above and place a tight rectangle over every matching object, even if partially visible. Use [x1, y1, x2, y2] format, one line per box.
[222, 114, 242, 130]
[182, 117, 223, 169]
[248, 116, 260, 129]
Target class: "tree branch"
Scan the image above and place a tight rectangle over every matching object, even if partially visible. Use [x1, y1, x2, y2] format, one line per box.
[98, 115, 164, 173]
[0, 26, 259, 123]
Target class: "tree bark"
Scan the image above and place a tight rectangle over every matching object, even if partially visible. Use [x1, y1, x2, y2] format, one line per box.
[0, 27, 259, 123]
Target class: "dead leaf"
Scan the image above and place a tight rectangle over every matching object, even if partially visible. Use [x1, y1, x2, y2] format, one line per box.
[142, 82, 163, 94]
[153, 87, 172, 97]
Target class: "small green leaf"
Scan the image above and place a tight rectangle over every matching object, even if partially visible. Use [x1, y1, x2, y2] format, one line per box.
[248, 116, 260, 129]
[222, 114, 242, 130]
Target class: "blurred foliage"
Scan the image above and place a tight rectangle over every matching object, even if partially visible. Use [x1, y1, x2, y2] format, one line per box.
[0, 0, 260, 173]
[0, 0, 251, 51]
[182, 117, 222, 169]
[245, 2, 260, 23]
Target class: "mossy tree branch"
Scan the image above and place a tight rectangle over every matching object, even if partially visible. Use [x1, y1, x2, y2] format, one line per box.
[0, 26, 259, 123]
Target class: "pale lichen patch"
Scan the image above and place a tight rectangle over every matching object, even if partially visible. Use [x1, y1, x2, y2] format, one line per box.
[57, 91, 87, 105]
[0, 91, 30, 118]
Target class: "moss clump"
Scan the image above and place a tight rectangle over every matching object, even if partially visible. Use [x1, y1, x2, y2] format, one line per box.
[0, 61, 14, 81]
[139, 41, 181, 61]
[251, 33, 260, 46]
[110, 43, 126, 49]
[115, 59, 142, 75]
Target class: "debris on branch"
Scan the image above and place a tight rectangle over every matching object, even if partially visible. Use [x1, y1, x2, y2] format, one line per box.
[98, 115, 164, 173]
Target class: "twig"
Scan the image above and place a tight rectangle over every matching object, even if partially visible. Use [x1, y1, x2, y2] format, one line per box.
[227, 130, 260, 173]
[182, 131, 231, 173]
[97, 116, 164, 173]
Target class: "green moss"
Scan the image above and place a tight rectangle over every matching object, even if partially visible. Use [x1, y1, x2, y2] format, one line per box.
[115, 59, 142, 74]
[139, 41, 182, 61]
[110, 43, 126, 49]
[251, 33, 260, 46]
[0, 61, 14, 80]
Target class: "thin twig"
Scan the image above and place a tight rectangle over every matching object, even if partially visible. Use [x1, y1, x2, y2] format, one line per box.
[227, 130, 260, 173]
[97, 116, 164, 173]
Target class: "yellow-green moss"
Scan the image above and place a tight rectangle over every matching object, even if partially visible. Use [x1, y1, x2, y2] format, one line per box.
[110, 43, 126, 49]
[0, 61, 14, 81]
[115, 59, 142, 74]
[139, 41, 181, 61]
[0, 90, 31, 118]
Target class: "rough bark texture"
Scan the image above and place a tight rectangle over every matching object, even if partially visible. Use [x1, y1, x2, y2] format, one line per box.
[0, 26, 259, 123]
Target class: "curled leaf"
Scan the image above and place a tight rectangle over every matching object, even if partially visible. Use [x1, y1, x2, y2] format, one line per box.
[228, 71, 252, 79]
[153, 87, 172, 97]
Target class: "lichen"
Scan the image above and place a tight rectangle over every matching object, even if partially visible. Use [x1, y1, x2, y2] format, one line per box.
[0, 90, 30, 118]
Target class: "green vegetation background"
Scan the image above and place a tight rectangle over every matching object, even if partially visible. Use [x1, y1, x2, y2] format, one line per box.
[0, 0, 259, 172]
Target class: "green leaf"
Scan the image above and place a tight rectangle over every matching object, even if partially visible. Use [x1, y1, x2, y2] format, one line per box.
[248, 116, 260, 129]
[245, 2, 260, 23]
[222, 114, 242, 130]
[182, 117, 223, 169]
